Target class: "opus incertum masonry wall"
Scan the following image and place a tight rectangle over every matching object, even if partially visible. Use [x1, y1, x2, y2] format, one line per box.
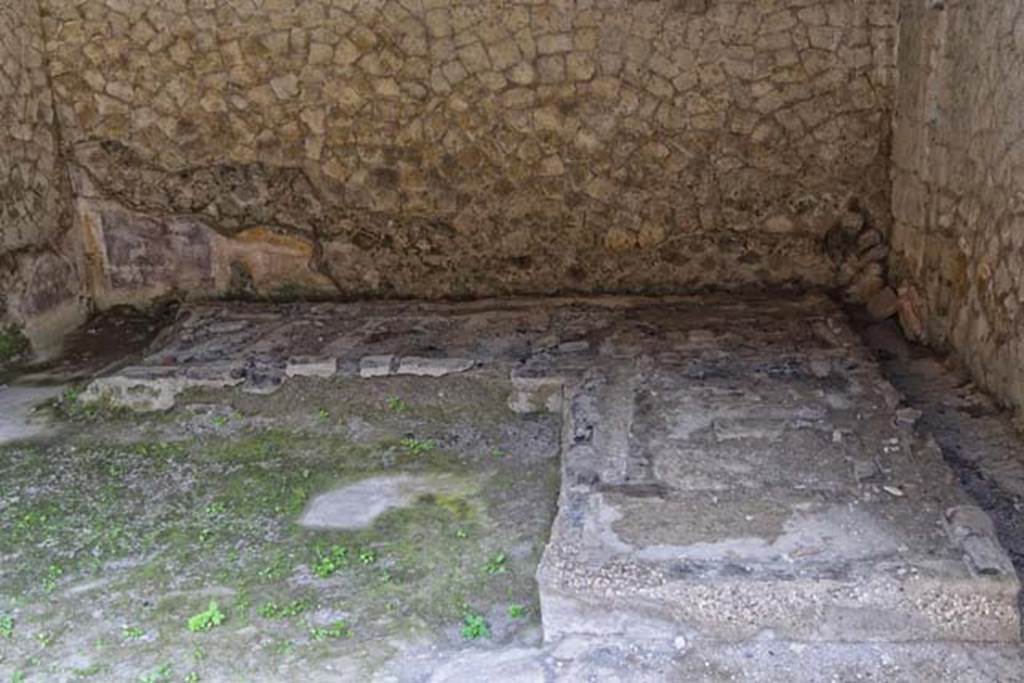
[43, 0, 895, 305]
[0, 0, 87, 351]
[5, 0, 1024, 417]
[889, 0, 1024, 416]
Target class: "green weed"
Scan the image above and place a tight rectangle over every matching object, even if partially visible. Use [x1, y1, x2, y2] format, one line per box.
[186, 602, 225, 633]
[312, 545, 349, 578]
[484, 552, 507, 575]
[460, 612, 490, 640]
[258, 599, 309, 620]
[507, 604, 527, 619]
[122, 626, 145, 640]
[139, 662, 172, 683]
[310, 620, 350, 640]
[258, 552, 293, 581]
[41, 563, 62, 592]
[204, 501, 227, 516]
[71, 663, 108, 677]
[400, 437, 436, 455]
[273, 639, 296, 656]
[385, 396, 407, 413]
[0, 614, 12, 638]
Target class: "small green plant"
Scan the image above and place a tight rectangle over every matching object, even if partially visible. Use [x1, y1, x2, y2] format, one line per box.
[72, 664, 108, 677]
[400, 437, 436, 455]
[204, 501, 227, 516]
[122, 626, 145, 640]
[139, 662, 172, 683]
[460, 612, 490, 640]
[385, 396, 407, 413]
[12, 672, 25, 683]
[211, 415, 229, 428]
[315, 408, 330, 422]
[358, 548, 377, 565]
[507, 604, 527, 619]
[35, 630, 55, 647]
[310, 620, 350, 640]
[258, 599, 309, 620]
[312, 545, 349, 578]
[0, 614, 12, 638]
[455, 528, 468, 539]
[484, 552, 507, 575]
[187, 602, 225, 633]
[42, 563, 62, 592]
[258, 553, 293, 581]
[491, 448, 506, 459]
[185, 673, 200, 683]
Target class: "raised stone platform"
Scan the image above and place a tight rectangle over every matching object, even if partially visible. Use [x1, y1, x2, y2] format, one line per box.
[537, 301, 1020, 644]
[81, 295, 1021, 655]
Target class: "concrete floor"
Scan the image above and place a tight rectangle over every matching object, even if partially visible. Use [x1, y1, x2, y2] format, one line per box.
[2, 295, 1023, 681]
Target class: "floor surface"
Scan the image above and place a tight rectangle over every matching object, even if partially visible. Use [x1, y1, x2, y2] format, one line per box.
[1, 295, 1022, 681]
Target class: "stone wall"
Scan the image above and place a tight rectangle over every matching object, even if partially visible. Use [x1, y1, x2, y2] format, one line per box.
[890, 0, 1024, 412]
[0, 0, 86, 353]
[39, 0, 895, 305]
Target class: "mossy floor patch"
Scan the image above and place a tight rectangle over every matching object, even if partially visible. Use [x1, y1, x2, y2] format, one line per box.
[0, 376, 560, 681]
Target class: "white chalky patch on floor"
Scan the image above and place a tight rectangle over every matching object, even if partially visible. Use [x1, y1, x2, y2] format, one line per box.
[300, 474, 462, 529]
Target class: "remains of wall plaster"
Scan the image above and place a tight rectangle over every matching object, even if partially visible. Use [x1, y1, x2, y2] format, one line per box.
[890, 0, 1024, 412]
[0, 0, 87, 352]
[39, 0, 895, 305]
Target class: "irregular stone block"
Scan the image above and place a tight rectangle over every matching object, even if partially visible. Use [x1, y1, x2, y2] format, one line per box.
[395, 356, 474, 377]
[509, 373, 564, 414]
[285, 356, 338, 378]
[359, 355, 395, 378]
[84, 362, 244, 411]
[867, 287, 900, 321]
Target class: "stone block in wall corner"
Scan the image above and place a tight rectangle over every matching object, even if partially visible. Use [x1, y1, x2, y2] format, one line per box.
[896, 285, 926, 342]
[866, 287, 900, 321]
[843, 263, 885, 303]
